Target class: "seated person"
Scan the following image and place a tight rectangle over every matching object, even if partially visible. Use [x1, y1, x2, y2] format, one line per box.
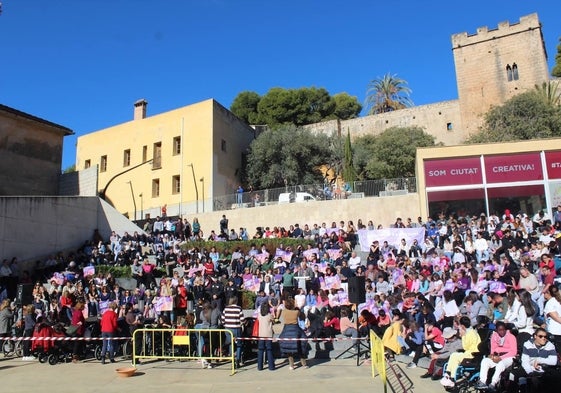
[475, 321, 517, 391]
[440, 316, 482, 388]
[340, 308, 358, 340]
[421, 327, 462, 380]
[382, 309, 403, 359]
[322, 310, 340, 338]
[358, 309, 377, 337]
[506, 328, 559, 393]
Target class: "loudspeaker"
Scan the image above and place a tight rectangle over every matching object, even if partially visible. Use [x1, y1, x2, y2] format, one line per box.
[16, 284, 34, 306]
[347, 276, 366, 304]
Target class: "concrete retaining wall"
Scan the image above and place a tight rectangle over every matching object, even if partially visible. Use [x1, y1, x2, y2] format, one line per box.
[184, 193, 420, 238]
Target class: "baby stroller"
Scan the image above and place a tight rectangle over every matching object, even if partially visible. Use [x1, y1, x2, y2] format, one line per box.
[31, 319, 56, 363]
[44, 323, 74, 365]
[83, 317, 102, 361]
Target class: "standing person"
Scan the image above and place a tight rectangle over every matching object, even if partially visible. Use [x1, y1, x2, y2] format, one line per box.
[219, 215, 229, 236]
[236, 186, 244, 207]
[0, 299, 14, 339]
[278, 298, 309, 370]
[21, 304, 36, 361]
[71, 301, 86, 363]
[221, 296, 245, 368]
[256, 302, 275, 371]
[100, 302, 118, 364]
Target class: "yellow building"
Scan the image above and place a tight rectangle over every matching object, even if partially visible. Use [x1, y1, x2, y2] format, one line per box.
[416, 139, 561, 220]
[76, 99, 255, 219]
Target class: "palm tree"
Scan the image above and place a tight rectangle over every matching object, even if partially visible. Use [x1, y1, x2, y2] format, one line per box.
[365, 73, 413, 114]
[534, 81, 561, 107]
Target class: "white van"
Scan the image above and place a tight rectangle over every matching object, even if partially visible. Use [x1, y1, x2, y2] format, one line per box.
[278, 192, 317, 204]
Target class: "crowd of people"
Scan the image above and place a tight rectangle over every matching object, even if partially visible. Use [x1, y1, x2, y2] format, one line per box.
[1, 206, 561, 390]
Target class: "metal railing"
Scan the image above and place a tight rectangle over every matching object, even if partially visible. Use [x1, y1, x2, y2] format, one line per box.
[212, 177, 416, 212]
[132, 327, 235, 374]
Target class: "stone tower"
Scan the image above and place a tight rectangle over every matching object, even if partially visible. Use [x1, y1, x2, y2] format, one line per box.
[452, 13, 550, 136]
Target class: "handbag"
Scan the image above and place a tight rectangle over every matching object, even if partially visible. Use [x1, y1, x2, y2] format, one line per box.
[252, 318, 260, 337]
[66, 325, 79, 336]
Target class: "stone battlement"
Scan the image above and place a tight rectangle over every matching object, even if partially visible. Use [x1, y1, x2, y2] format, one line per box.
[451, 13, 540, 48]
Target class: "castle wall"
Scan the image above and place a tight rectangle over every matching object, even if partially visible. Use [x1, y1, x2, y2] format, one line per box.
[452, 13, 550, 136]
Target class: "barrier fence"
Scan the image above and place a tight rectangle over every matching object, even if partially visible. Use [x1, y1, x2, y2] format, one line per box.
[370, 330, 387, 393]
[131, 328, 235, 375]
[2, 331, 372, 378]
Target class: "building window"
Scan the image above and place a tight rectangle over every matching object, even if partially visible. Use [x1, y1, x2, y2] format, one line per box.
[172, 175, 180, 194]
[100, 155, 107, 172]
[142, 145, 148, 162]
[153, 142, 162, 169]
[512, 63, 519, 80]
[123, 149, 131, 167]
[221, 139, 227, 152]
[152, 178, 160, 198]
[173, 136, 181, 155]
[506, 64, 513, 82]
[446, 122, 453, 131]
[84, 159, 91, 169]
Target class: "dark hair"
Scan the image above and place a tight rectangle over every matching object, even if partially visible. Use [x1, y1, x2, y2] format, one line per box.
[458, 316, 471, 328]
[260, 302, 270, 317]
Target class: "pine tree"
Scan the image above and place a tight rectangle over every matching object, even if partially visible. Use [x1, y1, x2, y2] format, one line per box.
[553, 37, 561, 78]
[342, 130, 357, 187]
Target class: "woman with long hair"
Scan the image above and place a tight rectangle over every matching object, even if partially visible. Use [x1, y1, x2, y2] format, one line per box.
[278, 298, 308, 370]
[256, 302, 275, 371]
[509, 289, 536, 350]
[543, 285, 561, 353]
[70, 301, 86, 363]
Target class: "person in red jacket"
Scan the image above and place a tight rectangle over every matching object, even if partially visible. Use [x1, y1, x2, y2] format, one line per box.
[100, 302, 118, 364]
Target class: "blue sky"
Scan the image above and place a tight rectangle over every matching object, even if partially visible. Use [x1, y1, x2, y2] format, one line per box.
[1, 1, 560, 170]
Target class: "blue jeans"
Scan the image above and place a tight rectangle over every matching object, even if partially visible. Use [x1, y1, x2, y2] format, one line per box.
[224, 327, 242, 362]
[257, 339, 275, 370]
[101, 332, 114, 360]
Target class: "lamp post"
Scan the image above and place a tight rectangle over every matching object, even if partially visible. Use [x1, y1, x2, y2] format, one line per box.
[139, 193, 143, 220]
[127, 181, 137, 221]
[187, 163, 199, 214]
[200, 177, 204, 213]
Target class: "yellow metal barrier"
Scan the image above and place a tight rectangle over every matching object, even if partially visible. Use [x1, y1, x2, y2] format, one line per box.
[370, 330, 387, 393]
[132, 328, 235, 375]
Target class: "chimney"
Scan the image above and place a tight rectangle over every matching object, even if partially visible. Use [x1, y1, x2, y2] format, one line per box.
[134, 99, 148, 120]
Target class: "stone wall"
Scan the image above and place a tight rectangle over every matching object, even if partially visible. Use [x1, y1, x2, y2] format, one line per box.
[58, 166, 99, 196]
[305, 100, 464, 146]
[183, 193, 420, 238]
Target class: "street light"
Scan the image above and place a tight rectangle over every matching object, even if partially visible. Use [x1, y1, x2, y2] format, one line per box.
[127, 181, 137, 221]
[187, 163, 199, 214]
[139, 193, 143, 220]
[200, 177, 204, 213]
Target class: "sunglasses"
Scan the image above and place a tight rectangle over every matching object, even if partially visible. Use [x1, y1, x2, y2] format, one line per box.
[536, 334, 548, 339]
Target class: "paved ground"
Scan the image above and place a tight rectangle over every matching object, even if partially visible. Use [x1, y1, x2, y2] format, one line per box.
[0, 344, 440, 393]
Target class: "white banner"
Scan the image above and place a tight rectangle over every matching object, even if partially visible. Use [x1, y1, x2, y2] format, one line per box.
[357, 228, 426, 252]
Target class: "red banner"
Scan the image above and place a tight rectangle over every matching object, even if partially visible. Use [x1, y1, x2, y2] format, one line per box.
[545, 151, 561, 179]
[424, 157, 482, 187]
[484, 153, 542, 183]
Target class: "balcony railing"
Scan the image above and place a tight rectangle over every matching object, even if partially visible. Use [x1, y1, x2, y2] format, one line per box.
[212, 177, 416, 212]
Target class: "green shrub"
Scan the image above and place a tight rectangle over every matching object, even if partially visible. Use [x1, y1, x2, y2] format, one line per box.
[241, 290, 256, 310]
[96, 265, 165, 278]
[180, 238, 315, 255]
